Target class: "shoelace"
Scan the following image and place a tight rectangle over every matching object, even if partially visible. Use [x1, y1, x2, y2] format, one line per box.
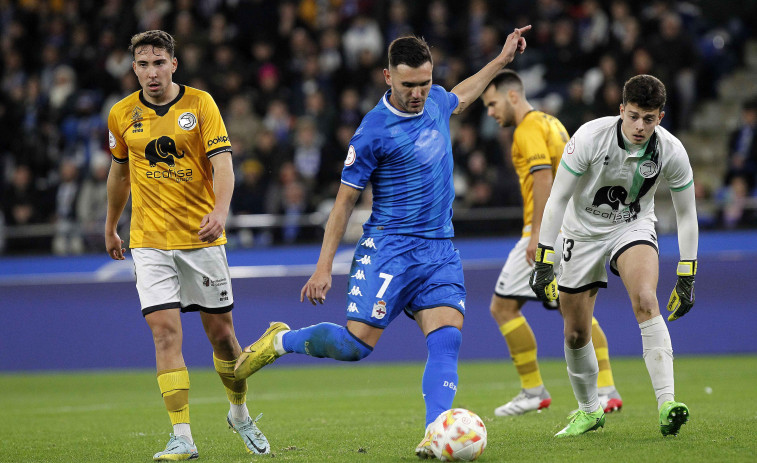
[237, 413, 266, 440]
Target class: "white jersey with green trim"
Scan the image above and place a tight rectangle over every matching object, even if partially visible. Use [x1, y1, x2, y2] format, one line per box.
[559, 116, 693, 239]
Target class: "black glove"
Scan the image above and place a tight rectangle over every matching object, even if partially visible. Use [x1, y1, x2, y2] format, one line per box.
[667, 259, 696, 321]
[529, 243, 558, 303]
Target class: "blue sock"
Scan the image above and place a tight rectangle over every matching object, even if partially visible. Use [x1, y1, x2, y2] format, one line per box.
[281, 322, 373, 361]
[422, 326, 462, 427]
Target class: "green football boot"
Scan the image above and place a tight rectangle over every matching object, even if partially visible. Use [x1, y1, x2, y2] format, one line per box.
[554, 408, 605, 438]
[659, 401, 689, 436]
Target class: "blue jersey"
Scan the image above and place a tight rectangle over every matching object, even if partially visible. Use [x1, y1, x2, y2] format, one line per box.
[341, 85, 459, 238]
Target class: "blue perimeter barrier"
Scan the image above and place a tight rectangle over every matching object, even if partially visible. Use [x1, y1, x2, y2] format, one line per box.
[0, 230, 752, 371]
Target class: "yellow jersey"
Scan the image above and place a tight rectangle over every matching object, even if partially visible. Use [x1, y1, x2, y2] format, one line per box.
[107, 85, 232, 249]
[511, 110, 568, 237]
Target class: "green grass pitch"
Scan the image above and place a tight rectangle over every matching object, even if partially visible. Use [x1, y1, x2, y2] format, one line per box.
[1, 355, 755, 462]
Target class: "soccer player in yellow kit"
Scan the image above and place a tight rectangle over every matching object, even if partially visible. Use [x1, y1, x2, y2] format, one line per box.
[481, 70, 622, 416]
[104, 30, 268, 460]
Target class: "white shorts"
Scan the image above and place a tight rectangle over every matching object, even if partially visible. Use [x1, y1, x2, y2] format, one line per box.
[494, 234, 563, 300]
[132, 246, 234, 316]
[557, 219, 658, 293]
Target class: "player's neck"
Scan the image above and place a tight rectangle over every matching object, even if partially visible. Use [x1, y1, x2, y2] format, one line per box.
[514, 104, 534, 125]
[143, 82, 180, 106]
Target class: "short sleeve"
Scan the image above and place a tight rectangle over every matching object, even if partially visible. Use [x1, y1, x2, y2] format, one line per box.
[341, 126, 378, 190]
[560, 129, 592, 176]
[663, 142, 694, 191]
[107, 109, 128, 163]
[514, 122, 552, 174]
[199, 92, 232, 158]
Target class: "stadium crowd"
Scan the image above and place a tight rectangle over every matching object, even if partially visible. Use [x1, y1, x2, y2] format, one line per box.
[0, 0, 753, 254]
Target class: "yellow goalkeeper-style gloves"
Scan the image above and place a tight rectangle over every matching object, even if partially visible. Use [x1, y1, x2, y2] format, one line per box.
[667, 259, 696, 321]
[529, 243, 558, 303]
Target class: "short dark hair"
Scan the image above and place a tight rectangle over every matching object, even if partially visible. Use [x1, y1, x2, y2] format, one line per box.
[488, 70, 524, 95]
[622, 74, 666, 111]
[388, 36, 432, 68]
[129, 30, 176, 58]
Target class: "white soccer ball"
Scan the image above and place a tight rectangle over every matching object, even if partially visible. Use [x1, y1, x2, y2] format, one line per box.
[428, 408, 487, 461]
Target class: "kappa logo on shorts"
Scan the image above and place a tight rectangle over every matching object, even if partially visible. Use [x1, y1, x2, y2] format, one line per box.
[459, 300, 465, 309]
[361, 238, 377, 249]
[349, 286, 363, 296]
[357, 255, 371, 265]
[351, 270, 366, 280]
[372, 300, 387, 319]
[348, 302, 359, 313]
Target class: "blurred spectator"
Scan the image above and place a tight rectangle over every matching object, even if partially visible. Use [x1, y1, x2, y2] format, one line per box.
[76, 153, 111, 252]
[557, 79, 595, 135]
[384, 0, 413, 47]
[583, 54, 619, 105]
[52, 158, 83, 255]
[721, 98, 757, 228]
[291, 116, 325, 191]
[225, 94, 262, 161]
[2, 164, 49, 252]
[342, 15, 383, 70]
[650, 12, 699, 130]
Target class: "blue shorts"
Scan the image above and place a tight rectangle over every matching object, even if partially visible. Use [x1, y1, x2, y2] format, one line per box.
[345, 234, 466, 329]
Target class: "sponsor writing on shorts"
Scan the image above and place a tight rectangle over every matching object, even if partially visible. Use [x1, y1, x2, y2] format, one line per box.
[202, 276, 228, 287]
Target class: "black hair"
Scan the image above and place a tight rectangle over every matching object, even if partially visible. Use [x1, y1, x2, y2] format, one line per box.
[388, 36, 432, 68]
[622, 74, 666, 111]
[488, 70, 524, 95]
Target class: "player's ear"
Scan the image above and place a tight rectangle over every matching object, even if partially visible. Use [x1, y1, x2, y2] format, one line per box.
[619, 103, 624, 118]
[172, 57, 178, 74]
[658, 110, 665, 124]
[383, 68, 391, 86]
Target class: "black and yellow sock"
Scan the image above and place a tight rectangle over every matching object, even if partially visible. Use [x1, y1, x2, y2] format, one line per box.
[157, 367, 190, 426]
[500, 316, 543, 390]
[591, 317, 616, 389]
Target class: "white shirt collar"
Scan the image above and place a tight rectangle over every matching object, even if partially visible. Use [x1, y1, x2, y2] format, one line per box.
[382, 90, 424, 118]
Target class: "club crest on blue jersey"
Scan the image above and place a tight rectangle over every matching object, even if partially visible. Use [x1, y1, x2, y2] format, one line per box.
[372, 300, 387, 319]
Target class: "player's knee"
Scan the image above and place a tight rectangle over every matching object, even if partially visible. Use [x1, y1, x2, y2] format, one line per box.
[151, 327, 181, 353]
[564, 327, 591, 349]
[331, 328, 373, 361]
[634, 288, 659, 319]
[490, 296, 520, 322]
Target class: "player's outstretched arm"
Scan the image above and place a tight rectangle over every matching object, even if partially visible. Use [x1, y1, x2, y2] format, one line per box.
[301, 183, 361, 305]
[667, 185, 698, 321]
[105, 159, 131, 260]
[451, 25, 531, 114]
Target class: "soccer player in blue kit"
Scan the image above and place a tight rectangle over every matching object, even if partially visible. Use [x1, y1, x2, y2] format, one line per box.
[235, 27, 531, 457]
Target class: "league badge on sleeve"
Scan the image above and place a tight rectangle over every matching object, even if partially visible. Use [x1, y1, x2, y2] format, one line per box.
[345, 144, 356, 166]
[108, 130, 116, 149]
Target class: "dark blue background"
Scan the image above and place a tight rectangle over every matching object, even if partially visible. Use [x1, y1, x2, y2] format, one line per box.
[0, 231, 752, 371]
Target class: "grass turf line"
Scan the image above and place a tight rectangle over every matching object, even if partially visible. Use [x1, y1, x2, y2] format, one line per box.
[1, 355, 755, 462]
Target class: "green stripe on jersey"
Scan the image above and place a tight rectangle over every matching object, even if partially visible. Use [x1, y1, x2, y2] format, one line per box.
[671, 179, 694, 192]
[560, 159, 584, 176]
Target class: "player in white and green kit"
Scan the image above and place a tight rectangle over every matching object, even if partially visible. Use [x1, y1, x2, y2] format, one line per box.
[530, 74, 696, 437]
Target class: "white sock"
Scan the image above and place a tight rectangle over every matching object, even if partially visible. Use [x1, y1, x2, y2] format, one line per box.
[173, 423, 193, 443]
[640, 315, 675, 408]
[273, 331, 289, 356]
[230, 403, 250, 423]
[565, 340, 600, 413]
